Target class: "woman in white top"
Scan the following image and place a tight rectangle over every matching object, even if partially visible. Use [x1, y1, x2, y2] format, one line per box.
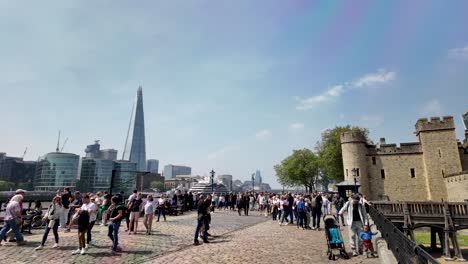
[143, 195, 155, 235]
[35, 196, 62, 250]
[156, 195, 166, 222]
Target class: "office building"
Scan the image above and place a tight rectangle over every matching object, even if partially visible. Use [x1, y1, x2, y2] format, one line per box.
[34, 152, 80, 192]
[79, 158, 114, 193]
[122, 87, 147, 171]
[84, 140, 117, 160]
[112, 160, 137, 194]
[147, 159, 159, 173]
[163, 164, 191, 179]
[0, 152, 37, 185]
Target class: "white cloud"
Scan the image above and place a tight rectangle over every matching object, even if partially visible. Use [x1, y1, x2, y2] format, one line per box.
[353, 69, 396, 88]
[421, 99, 443, 116]
[255, 129, 272, 140]
[296, 69, 396, 111]
[290, 123, 304, 130]
[448, 45, 468, 60]
[207, 144, 240, 160]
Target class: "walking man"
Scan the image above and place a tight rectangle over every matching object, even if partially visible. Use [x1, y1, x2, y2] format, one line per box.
[311, 192, 323, 230]
[339, 195, 368, 256]
[194, 195, 210, 245]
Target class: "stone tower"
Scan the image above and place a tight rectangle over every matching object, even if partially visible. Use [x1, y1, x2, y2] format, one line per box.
[340, 131, 370, 196]
[416, 116, 462, 201]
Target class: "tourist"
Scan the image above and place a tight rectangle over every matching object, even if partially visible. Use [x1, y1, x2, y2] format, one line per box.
[66, 191, 83, 232]
[0, 194, 26, 246]
[304, 198, 312, 229]
[322, 193, 330, 216]
[94, 192, 103, 224]
[311, 192, 323, 230]
[237, 194, 245, 216]
[271, 196, 279, 221]
[359, 225, 378, 258]
[81, 195, 97, 248]
[286, 193, 294, 224]
[293, 195, 299, 226]
[242, 193, 250, 216]
[128, 193, 143, 235]
[144, 195, 155, 235]
[296, 197, 307, 229]
[333, 193, 346, 226]
[194, 195, 210, 245]
[156, 194, 167, 222]
[249, 194, 255, 211]
[279, 195, 290, 226]
[60, 187, 72, 228]
[258, 193, 267, 216]
[218, 194, 225, 209]
[71, 207, 89, 255]
[231, 193, 237, 211]
[35, 196, 62, 250]
[338, 195, 368, 256]
[108, 196, 125, 253]
[100, 193, 112, 226]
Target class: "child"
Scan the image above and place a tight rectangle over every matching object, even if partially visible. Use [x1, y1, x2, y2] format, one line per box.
[359, 225, 378, 258]
[71, 209, 89, 255]
[143, 195, 154, 235]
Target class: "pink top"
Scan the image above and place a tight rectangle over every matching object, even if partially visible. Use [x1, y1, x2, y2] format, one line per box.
[5, 201, 21, 221]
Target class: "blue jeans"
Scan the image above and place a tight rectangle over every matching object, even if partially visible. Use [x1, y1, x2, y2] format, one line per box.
[288, 209, 294, 223]
[272, 207, 278, 220]
[41, 220, 59, 245]
[194, 216, 208, 241]
[157, 207, 166, 221]
[108, 221, 120, 251]
[0, 219, 24, 243]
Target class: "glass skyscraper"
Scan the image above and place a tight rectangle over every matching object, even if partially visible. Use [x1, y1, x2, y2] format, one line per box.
[113, 160, 137, 194]
[79, 158, 114, 193]
[147, 159, 159, 173]
[463, 111, 468, 130]
[163, 164, 192, 179]
[34, 152, 80, 191]
[123, 87, 147, 172]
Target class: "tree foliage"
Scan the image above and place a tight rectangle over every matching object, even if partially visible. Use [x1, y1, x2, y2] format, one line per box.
[0, 181, 16, 191]
[274, 148, 320, 192]
[151, 181, 165, 191]
[316, 125, 372, 182]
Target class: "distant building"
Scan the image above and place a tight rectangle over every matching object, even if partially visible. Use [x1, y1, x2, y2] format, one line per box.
[147, 159, 159, 173]
[84, 140, 117, 160]
[163, 164, 191, 179]
[462, 111, 468, 130]
[122, 87, 147, 172]
[254, 170, 262, 184]
[0, 152, 37, 185]
[112, 160, 138, 194]
[34, 152, 80, 192]
[217, 174, 233, 191]
[136, 172, 164, 191]
[79, 158, 114, 193]
[165, 177, 198, 191]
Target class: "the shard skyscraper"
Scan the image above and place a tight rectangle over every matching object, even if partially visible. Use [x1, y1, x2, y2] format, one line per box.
[122, 86, 147, 171]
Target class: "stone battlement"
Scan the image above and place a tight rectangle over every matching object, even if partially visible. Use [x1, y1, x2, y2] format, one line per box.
[415, 116, 455, 135]
[367, 142, 422, 155]
[341, 131, 367, 144]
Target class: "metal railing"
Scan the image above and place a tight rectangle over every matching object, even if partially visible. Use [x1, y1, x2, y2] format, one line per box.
[369, 206, 440, 264]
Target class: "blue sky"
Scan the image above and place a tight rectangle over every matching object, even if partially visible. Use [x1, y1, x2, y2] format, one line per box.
[1, 1, 468, 188]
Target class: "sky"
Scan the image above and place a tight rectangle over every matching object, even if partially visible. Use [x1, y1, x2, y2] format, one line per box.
[1, 1, 468, 188]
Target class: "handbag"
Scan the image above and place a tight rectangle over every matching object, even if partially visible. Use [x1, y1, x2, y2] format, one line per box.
[47, 205, 55, 220]
[48, 219, 56, 227]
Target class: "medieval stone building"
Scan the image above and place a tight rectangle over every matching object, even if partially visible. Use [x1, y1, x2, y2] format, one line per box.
[341, 116, 468, 202]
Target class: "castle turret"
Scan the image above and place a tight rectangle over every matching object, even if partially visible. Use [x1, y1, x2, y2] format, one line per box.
[341, 131, 370, 196]
[416, 116, 462, 201]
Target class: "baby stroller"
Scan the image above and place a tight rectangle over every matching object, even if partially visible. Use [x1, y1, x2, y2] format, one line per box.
[324, 215, 349, 260]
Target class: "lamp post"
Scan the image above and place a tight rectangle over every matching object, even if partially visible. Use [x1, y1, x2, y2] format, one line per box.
[251, 173, 255, 192]
[352, 168, 357, 194]
[210, 169, 215, 193]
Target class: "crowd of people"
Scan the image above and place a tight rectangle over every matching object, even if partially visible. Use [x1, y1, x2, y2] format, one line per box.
[0, 188, 377, 258]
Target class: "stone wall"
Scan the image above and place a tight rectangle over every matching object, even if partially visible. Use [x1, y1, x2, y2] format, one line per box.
[459, 147, 468, 171]
[367, 153, 428, 201]
[445, 172, 468, 202]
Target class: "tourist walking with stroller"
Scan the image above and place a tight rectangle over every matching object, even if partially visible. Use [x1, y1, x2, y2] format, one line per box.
[35, 196, 62, 250]
[338, 195, 368, 256]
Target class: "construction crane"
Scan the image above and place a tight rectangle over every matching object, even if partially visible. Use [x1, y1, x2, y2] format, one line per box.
[56, 130, 61, 152]
[61, 138, 68, 152]
[22, 147, 28, 159]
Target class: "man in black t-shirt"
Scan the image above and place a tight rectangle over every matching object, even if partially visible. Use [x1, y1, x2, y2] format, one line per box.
[311, 192, 323, 230]
[60, 188, 72, 227]
[194, 195, 211, 245]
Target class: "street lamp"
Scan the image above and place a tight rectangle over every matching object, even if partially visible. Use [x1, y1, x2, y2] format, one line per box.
[251, 173, 255, 192]
[351, 168, 357, 194]
[210, 169, 215, 193]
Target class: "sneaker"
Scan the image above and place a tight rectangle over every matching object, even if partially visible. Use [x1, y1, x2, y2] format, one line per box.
[72, 249, 81, 255]
[371, 252, 378, 258]
[311, 227, 316, 230]
[203, 240, 210, 243]
[85, 244, 89, 249]
[193, 240, 200, 246]
[284, 223, 289, 226]
[52, 243, 59, 248]
[16, 240, 26, 246]
[352, 250, 358, 257]
[35, 245, 44, 250]
[80, 248, 86, 255]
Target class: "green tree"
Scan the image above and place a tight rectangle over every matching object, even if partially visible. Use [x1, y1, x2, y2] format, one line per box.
[315, 125, 372, 182]
[274, 148, 320, 192]
[0, 181, 16, 191]
[151, 181, 165, 191]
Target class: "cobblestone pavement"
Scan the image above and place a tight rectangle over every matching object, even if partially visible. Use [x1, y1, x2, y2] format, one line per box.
[0, 210, 380, 264]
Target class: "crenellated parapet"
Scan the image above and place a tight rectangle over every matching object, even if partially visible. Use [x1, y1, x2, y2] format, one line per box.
[415, 116, 455, 136]
[367, 142, 422, 155]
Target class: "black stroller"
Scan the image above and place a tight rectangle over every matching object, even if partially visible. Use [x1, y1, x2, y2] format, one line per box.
[324, 215, 349, 260]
